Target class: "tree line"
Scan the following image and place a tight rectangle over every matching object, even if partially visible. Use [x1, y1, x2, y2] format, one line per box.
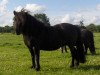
[0, 13, 100, 33]
[0, 26, 14, 33]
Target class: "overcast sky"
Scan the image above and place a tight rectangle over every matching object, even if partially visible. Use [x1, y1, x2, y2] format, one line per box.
[0, 0, 100, 26]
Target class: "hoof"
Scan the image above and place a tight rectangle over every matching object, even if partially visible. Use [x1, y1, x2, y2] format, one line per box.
[30, 65, 35, 69]
[85, 52, 87, 55]
[74, 65, 79, 68]
[70, 65, 78, 69]
[70, 64, 74, 68]
[36, 68, 40, 71]
[91, 52, 96, 55]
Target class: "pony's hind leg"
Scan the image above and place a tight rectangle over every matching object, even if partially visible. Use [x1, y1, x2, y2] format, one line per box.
[34, 48, 40, 71]
[84, 45, 88, 55]
[68, 45, 79, 68]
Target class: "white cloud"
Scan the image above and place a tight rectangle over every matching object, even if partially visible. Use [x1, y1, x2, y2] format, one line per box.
[96, 4, 100, 10]
[50, 4, 100, 25]
[1, 1, 100, 26]
[61, 13, 83, 24]
[0, 12, 13, 26]
[50, 16, 62, 25]
[15, 4, 46, 13]
[25, 4, 45, 13]
[61, 14, 71, 23]
[54, 9, 100, 25]
[15, 6, 23, 12]
[0, 0, 8, 14]
[0, 3, 46, 26]
[0, 0, 13, 26]
[73, 13, 84, 24]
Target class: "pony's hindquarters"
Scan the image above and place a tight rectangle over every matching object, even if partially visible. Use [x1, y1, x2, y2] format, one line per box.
[76, 28, 86, 63]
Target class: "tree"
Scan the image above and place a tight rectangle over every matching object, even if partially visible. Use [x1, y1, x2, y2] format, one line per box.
[0, 25, 14, 33]
[3, 25, 14, 33]
[79, 20, 84, 26]
[34, 13, 50, 26]
[79, 20, 86, 29]
[96, 25, 100, 32]
[0, 27, 4, 33]
[86, 23, 97, 32]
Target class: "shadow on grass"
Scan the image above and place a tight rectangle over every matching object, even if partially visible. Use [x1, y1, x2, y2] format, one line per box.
[79, 65, 100, 70]
[28, 64, 100, 72]
[46, 65, 100, 71]
[86, 53, 100, 56]
[41, 67, 66, 72]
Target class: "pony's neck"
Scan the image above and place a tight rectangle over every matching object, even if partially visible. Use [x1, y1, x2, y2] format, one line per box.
[23, 15, 46, 36]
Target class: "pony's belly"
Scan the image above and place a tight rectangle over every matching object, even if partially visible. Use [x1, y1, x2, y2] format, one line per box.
[40, 47, 60, 51]
[39, 44, 61, 51]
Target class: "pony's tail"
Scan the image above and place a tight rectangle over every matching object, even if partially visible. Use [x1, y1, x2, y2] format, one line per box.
[76, 28, 86, 63]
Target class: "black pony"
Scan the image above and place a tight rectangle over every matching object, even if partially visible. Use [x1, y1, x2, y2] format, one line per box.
[13, 10, 85, 71]
[81, 27, 96, 55]
[61, 26, 96, 55]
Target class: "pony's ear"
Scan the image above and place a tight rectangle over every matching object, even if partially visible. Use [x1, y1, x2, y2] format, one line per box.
[13, 11, 17, 15]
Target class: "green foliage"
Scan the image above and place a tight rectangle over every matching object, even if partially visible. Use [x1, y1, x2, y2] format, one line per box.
[86, 24, 100, 32]
[34, 13, 50, 26]
[0, 25, 15, 33]
[86, 23, 97, 32]
[96, 25, 100, 32]
[0, 33, 100, 75]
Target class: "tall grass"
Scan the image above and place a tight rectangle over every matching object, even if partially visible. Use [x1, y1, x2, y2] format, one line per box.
[0, 33, 100, 75]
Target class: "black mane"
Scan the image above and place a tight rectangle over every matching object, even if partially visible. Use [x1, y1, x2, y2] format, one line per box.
[20, 10, 46, 36]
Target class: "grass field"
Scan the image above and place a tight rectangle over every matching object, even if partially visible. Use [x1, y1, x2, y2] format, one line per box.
[0, 33, 100, 75]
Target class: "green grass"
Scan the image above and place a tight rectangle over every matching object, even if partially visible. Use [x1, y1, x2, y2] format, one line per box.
[0, 33, 100, 75]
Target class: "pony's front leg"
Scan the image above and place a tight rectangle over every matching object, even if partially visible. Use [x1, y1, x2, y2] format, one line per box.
[28, 47, 36, 68]
[35, 49, 40, 71]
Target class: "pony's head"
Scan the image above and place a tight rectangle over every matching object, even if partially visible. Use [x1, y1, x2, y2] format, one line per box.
[89, 32, 96, 55]
[13, 10, 27, 35]
[89, 42, 96, 55]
